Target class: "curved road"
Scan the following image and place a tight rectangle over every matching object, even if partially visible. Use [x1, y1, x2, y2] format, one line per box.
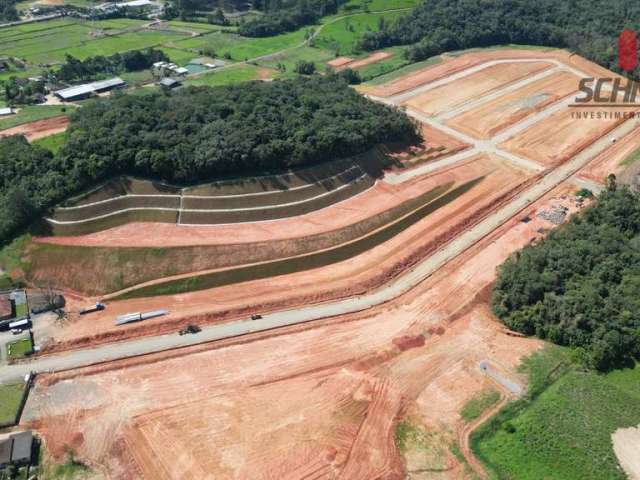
[1, 117, 636, 382]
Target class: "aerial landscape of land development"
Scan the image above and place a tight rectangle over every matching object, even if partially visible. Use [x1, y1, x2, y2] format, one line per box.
[3, 0, 640, 478]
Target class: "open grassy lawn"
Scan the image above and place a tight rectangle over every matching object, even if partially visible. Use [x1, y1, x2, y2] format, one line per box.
[340, 0, 419, 12]
[33, 131, 66, 154]
[184, 64, 272, 87]
[258, 45, 335, 73]
[0, 105, 73, 131]
[0, 382, 25, 425]
[473, 346, 640, 480]
[314, 11, 406, 55]
[176, 28, 307, 62]
[6, 337, 33, 360]
[0, 18, 190, 65]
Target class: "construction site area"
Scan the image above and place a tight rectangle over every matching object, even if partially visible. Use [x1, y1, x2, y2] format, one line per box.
[7, 48, 640, 478]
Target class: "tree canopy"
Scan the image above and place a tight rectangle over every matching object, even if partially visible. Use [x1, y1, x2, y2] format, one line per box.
[358, 0, 640, 75]
[0, 0, 18, 22]
[492, 188, 640, 370]
[0, 75, 417, 243]
[239, 0, 346, 37]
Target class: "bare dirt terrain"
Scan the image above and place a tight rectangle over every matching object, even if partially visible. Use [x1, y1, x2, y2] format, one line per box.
[43, 154, 532, 349]
[403, 61, 551, 116]
[577, 124, 640, 183]
[18, 49, 637, 479]
[22, 184, 585, 479]
[359, 48, 618, 98]
[332, 52, 392, 71]
[0, 116, 69, 141]
[446, 70, 580, 139]
[498, 107, 630, 167]
[612, 425, 640, 480]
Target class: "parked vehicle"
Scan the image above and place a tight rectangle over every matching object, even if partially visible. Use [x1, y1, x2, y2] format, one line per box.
[251, 314, 262, 320]
[179, 324, 201, 335]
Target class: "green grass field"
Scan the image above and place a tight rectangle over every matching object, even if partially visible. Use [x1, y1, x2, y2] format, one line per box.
[184, 64, 271, 87]
[0, 18, 190, 65]
[0, 105, 73, 131]
[314, 11, 406, 55]
[33, 132, 66, 154]
[0, 382, 25, 425]
[7, 337, 33, 360]
[473, 346, 640, 480]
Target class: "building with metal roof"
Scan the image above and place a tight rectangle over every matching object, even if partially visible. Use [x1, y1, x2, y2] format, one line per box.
[54, 77, 126, 101]
[0, 107, 14, 116]
[0, 431, 33, 467]
[159, 77, 180, 89]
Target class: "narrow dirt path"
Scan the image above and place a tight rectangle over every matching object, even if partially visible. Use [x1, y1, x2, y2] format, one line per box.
[458, 393, 507, 480]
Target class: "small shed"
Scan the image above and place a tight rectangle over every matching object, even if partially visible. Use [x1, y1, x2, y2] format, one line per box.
[159, 77, 180, 89]
[0, 107, 14, 116]
[10, 431, 32, 464]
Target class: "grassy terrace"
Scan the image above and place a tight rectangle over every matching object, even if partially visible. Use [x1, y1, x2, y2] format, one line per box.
[473, 347, 640, 480]
[6, 337, 33, 360]
[0, 382, 25, 425]
[115, 177, 482, 298]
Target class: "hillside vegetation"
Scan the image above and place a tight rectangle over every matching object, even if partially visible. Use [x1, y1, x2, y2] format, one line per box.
[359, 0, 640, 75]
[0, 75, 417, 244]
[492, 188, 640, 371]
[473, 346, 640, 480]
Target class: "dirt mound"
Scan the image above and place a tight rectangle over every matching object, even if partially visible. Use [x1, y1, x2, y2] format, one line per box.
[0, 116, 69, 141]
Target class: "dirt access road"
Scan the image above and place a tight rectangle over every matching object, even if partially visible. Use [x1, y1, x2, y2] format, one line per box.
[3, 114, 635, 383]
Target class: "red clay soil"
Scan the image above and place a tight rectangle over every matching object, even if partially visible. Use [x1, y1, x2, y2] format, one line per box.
[577, 123, 640, 183]
[42, 155, 536, 353]
[499, 106, 631, 167]
[403, 61, 553, 117]
[23, 183, 579, 480]
[327, 56, 354, 68]
[0, 116, 69, 141]
[333, 51, 392, 72]
[446, 70, 581, 140]
[385, 123, 470, 171]
[359, 49, 622, 98]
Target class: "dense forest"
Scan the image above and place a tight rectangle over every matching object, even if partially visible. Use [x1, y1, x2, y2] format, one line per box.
[0, 0, 18, 22]
[56, 49, 169, 83]
[0, 75, 417, 243]
[239, 0, 346, 37]
[492, 187, 640, 371]
[359, 0, 640, 75]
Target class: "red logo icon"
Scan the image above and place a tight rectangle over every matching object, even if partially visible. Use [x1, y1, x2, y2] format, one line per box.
[619, 29, 638, 72]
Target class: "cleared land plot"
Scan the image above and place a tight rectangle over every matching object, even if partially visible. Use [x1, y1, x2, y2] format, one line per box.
[403, 61, 552, 116]
[499, 107, 631, 167]
[362, 48, 615, 98]
[446, 70, 580, 139]
[335, 51, 392, 71]
[385, 123, 469, 171]
[23, 179, 567, 480]
[0, 116, 69, 141]
[33, 154, 534, 341]
[578, 124, 640, 183]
